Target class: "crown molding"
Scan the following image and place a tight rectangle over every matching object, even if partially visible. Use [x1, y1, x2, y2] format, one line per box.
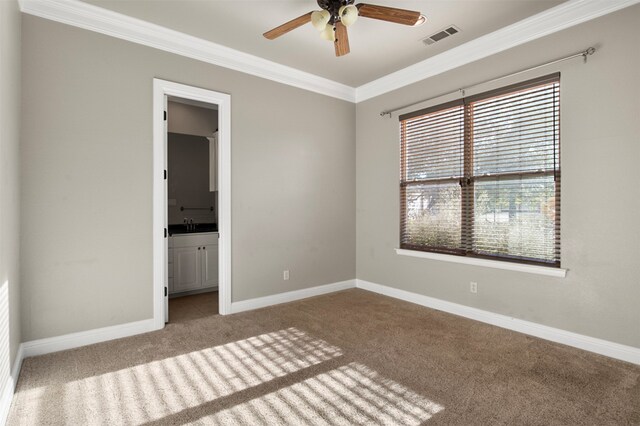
[19, 0, 639, 104]
[354, 0, 640, 102]
[18, 0, 356, 102]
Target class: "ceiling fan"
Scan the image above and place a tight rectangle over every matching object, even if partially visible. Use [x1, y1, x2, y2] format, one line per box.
[263, 0, 424, 57]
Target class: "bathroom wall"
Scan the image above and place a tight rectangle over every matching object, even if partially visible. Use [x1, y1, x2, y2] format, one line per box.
[167, 101, 218, 137]
[167, 133, 215, 225]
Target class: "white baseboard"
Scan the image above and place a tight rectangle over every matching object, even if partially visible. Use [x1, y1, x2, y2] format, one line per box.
[356, 279, 640, 365]
[0, 344, 24, 426]
[4, 277, 635, 426]
[169, 286, 218, 299]
[22, 318, 159, 358]
[231, 279, 356, 314]
[19, 279, 357, 357]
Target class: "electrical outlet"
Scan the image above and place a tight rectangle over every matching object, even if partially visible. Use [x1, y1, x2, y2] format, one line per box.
[470, 281, 478, 293]
[283, 270, 290, 281]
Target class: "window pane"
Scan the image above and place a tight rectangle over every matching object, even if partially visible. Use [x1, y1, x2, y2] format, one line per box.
[473, 175, 558, 263]
[403, 106, 464, 180]
[473, 84, 559, 176]
[402, 183, 461, 250]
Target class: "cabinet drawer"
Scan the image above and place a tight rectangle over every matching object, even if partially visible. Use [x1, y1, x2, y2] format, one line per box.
[170, 233, 219, 248]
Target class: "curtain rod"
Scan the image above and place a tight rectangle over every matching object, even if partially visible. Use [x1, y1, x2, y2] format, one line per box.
[380, 47, 596, 118]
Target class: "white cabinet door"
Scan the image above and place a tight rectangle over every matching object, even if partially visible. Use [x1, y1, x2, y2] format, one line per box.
[169, 233, 218, 295]
[201, 244, 219, 288]
[174, 246, 201, 292]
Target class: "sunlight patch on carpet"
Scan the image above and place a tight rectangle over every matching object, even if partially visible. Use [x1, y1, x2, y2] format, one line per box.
[16, 329, 443, 425]
[21, 328, 342, 425]
[199, 362, 444, 425]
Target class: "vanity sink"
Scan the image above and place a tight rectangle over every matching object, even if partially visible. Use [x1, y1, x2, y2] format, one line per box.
[168, 223, 218, 236]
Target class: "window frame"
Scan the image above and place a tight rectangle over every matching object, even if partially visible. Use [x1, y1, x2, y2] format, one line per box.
[399, 73, 561, 268]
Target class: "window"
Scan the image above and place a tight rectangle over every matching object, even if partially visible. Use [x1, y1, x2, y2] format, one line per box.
[399, 74, 560, 267]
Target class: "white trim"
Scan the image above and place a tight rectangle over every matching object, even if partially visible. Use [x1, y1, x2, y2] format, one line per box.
[230, 279, 356, 314]
[355, 0, 640, 102]
[21, 319, 156, 358]
[153, 79, 232, 322]
[16, 280, 355, 357]
[18, 0, 354, 102]
[0, 344, 24, 425]
[217, 88, 232, 316]
[18, 0, 640, 103]
[356, 279, 640, 365]
[395, 248, 567, 278]
[12, 345, 24, 382]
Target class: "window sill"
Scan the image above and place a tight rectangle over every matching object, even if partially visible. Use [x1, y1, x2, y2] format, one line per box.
[395, 248, 567, 278]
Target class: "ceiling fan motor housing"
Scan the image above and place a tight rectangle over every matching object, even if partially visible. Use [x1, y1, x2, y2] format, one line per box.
[317, 0, 356, 24]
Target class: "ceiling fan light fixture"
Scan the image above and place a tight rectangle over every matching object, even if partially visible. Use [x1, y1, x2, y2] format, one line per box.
[320, 23, 335, 41]
[311, 10, 331, 31]
[339, 5, 358, 27]
[264, 2, 424, 57]
[413, 14, 427, 26]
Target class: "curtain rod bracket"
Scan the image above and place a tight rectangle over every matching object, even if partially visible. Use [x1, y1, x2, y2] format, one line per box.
[380, 111, 392, 118]
[583, 47, 596, 63]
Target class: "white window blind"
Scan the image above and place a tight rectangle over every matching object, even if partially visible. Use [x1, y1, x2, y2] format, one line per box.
[400, 74, 560, 267]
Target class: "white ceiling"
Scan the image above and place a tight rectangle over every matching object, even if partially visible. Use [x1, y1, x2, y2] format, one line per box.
[81, 0, 565, 87]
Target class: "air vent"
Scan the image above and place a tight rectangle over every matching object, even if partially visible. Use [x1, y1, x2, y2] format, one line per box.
[422, 26, 460, 46]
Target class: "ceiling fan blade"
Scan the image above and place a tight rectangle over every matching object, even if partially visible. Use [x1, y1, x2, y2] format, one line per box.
[334, 22, 350, 57]
[263, 12, 313, 40]
[356, 3, 422, 26]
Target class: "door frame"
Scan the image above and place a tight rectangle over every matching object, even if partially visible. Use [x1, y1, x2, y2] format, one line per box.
[152, 78, 232, 329]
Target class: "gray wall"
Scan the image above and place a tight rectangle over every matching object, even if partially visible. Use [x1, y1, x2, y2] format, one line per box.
[167, 101, 218, 137]
[167, 133, 215, 225]
[18, 3, 639, 351]
[20, 16, 356, 341]
[356, 5, 640, 348]
[0, 0, 22, 387]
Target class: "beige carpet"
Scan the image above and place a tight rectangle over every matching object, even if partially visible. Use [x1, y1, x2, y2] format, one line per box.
[8, 289, 640, 425]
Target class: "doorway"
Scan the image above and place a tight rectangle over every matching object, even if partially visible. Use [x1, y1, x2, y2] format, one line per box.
[166, 99, 219, 320]
[152, 79, 231, 329]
